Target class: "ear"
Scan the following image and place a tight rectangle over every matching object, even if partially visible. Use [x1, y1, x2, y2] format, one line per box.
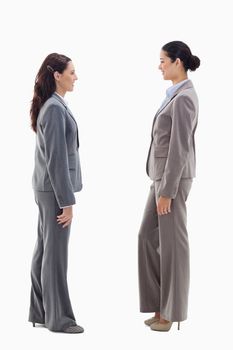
[175, 58, 182, 67]
[54, 71, 60, 81]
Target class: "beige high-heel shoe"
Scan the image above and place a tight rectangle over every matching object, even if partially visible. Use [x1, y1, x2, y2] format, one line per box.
[144, 316, 160, 326]
[150, 321, 180, 332]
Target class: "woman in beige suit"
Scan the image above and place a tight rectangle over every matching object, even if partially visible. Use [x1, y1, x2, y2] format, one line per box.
[138, 41, 200, 332]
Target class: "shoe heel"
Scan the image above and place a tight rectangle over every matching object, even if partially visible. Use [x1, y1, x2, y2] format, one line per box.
[177, 322, 180, 330]
[33, 322, 35, 327]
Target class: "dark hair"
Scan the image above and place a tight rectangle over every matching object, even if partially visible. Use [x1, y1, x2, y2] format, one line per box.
[162, 41, 200, 72]
[30, 53, 71, 132]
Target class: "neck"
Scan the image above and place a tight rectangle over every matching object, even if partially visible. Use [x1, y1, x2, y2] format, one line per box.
[55, 88, 66, 98]
[172, 74, 188, 85]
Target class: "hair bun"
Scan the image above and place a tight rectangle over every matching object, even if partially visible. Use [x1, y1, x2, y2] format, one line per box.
[188, 55, 200, 71]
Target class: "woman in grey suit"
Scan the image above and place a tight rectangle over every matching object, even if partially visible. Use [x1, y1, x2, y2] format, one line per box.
[138, 41, 200, 332]
[29, 53, 83, 333]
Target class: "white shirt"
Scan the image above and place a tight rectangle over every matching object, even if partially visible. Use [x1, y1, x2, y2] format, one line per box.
[54, 92, 68, 105]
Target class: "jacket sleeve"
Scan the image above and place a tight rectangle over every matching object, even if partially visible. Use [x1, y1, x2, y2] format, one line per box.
[42, 104, 76, 208]
[158, 95, 196, 199]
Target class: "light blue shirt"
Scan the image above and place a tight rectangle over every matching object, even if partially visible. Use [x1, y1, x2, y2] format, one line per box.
[159, 79, 189, 110]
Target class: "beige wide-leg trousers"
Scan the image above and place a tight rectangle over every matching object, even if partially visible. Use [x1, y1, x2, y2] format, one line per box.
[138, 179, 192, 322]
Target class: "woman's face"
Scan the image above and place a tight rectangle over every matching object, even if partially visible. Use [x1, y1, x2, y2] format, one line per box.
[55, 61, 78, 93]
[158, 50, 179, 81]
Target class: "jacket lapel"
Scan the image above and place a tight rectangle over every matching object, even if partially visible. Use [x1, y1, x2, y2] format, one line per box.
[154, 95, 175, 117]
[151, 80, 194, 135]
[155, 80, 194, 118]
[149, 80, 194, 143]
[52, 93, 80, 148]
[150, 97, 174, 138]
[146, 80, 194, 174]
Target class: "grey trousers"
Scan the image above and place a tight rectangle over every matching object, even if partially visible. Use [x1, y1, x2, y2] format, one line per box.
[138, 179, 192, 322]
[28, 191, 77, 331]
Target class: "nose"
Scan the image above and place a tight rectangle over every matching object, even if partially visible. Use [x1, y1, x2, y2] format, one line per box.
[158, 63, 162, 70]
[75, 74, 78, 81]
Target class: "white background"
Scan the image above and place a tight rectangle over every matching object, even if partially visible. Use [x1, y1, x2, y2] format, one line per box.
[0, 0, 233, 348]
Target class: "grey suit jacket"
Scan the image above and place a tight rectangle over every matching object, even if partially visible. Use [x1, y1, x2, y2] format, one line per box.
[32, 93, 82, 208]
[146, 80, 198, 199]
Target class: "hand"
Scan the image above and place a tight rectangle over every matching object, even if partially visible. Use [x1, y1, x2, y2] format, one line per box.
[157, 196, 172, 216]
[57, 206, 73, 228]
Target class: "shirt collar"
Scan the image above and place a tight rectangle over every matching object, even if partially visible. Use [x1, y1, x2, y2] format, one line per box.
[166, 79, 189, 99]
[54, 92, 68, 105]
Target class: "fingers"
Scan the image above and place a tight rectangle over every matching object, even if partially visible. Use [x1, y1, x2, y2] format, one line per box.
[62, 219, 72, 228]
[162, 207, 171, 215]
[157, 205, 171, 216]
[156, 197, 172, 216]
[57, 218, 72, 228]
[57, 213, 72, 228]
[157, 208, 170, 215]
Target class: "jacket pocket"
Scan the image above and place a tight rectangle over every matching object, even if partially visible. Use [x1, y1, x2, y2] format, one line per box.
[153, 147, 169, 180]
[154, 146, 169, 157]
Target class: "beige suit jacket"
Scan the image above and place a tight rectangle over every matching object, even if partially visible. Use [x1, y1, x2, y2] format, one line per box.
[146, 80, 198, 198]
